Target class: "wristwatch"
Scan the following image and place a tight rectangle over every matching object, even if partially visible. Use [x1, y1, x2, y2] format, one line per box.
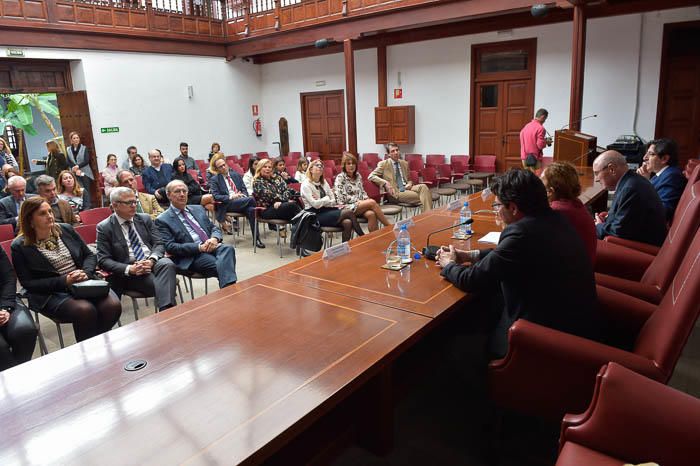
[1, 306, 13, 312]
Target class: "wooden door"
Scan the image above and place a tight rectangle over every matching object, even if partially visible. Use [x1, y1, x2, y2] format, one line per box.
[656, 23, 700, 168]
[471, 39, 536, 172]
[301, 90, 346, 161]
[56, 91, 99, 207]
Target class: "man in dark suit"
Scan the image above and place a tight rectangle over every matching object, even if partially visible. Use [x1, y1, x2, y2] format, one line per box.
[34, 174, 79, 225]
[142, 149, 173, 205]
[156, 180, 237, 288]
[437, 169, 601, 358]
[593, 150, 667, 246]
[97, 187, 177, 312]
[636, 138, 687, 222]
[209, 157, 264, 248]
[0, 176, 35, 232]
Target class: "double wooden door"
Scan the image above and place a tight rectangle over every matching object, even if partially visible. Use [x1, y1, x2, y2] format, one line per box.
[474, 80, 534, 171]
[301, 90, 346, 161]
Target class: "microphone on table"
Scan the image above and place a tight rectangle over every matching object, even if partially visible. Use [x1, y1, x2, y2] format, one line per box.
[560, 114, 597, 131]
[422, 218, 474, 261]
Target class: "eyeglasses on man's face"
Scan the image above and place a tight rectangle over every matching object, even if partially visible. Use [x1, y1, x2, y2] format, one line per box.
[116, 200, 138, 206]
[492, 202, 504, 211]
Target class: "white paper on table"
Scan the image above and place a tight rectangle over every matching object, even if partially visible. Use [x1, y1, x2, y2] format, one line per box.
[478, 231, 501, 244]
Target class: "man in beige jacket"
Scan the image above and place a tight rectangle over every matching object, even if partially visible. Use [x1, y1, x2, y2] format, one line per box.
[116, 170, 164, 220]
[368, 142, 432, 213]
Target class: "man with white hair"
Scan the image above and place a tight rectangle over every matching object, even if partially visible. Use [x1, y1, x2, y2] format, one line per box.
[96, 187, 177, 312]
[156, 179, 237, 288]
[593, 150, 667, 246]
[0, 176, 35, 232]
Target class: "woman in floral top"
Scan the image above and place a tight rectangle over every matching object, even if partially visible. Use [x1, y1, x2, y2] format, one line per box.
[333, 152, 391, 232]
[253, 158, 301, 222]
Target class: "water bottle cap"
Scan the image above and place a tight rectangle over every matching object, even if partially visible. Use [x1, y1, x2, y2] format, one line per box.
[464, 201, 469, 206]
[400, 224, 408, 230]
[413, 252, 422, 260]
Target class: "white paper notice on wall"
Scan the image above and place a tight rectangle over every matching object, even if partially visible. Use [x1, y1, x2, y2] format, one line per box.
[322, 242, 351, 260]
[478, 232, 501, 244]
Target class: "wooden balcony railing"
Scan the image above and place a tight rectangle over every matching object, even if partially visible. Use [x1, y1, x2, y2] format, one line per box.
[0, 0, 227, 39]
[225, 0, 439, 38]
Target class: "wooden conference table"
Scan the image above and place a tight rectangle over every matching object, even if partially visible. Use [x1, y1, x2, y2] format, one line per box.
[0, 172, 605, 465]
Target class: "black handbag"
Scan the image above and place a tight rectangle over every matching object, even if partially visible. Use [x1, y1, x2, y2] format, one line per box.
[525, 153, 538, 167]
[70, 279, 110, 299]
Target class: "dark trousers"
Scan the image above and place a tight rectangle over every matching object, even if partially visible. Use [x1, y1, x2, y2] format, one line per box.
[0, 305, 37, 371]
[108, 258, 178, 311]
[218, 196, 258, 238]
[261, 201, 301, 221]
[187, 244, 237, 288]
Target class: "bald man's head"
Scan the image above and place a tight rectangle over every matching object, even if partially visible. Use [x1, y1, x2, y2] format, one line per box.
[593, 150, 628, 190]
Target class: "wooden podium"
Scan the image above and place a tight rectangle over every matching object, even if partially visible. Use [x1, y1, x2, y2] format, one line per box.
[554, 129, 597, 167]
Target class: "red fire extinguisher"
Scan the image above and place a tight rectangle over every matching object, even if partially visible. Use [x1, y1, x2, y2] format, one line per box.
[253, 118, 262, 138]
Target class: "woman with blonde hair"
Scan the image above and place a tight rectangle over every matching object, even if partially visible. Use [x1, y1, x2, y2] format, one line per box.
[0, 137, 19, 169]
[208, 152, 226, 181]
[252, 158, 301, 223]
[57, 170, 89, 213]
[301, 159, 365, 242]
[334, 152, 391, 232]
[32, 140, 69, 181]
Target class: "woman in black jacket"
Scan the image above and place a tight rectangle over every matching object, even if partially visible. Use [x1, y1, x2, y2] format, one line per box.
[11, 197, 121, 342]
[0, 246, 37, 371]
[172, 158, 215, 213]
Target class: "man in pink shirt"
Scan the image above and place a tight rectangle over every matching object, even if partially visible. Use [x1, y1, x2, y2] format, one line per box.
[519, 108, 552, 171]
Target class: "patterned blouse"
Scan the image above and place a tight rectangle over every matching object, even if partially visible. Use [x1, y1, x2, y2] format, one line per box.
[333, 172, 368, 205]
[59, 192, 85, 213]
[253, 174, 292, 208]
[37, 237, 77, 276]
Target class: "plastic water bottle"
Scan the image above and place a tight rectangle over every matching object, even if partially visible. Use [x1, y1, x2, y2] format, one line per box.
[460, 201, 472, 236]
[397, 224, 411, 263]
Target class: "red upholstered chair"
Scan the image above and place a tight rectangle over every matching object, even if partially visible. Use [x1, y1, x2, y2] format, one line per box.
[408, 158, 424, 172]
[323, 167, 334, 185]
[187, 169, 201, 185]
[256, 152, 269, 159]
[282, 156, 293, 166]
[195, 159, 208, 174]
[437, 164, 452, 185]
[473, 155, 496, 173]
[0, 224, 14, 242]
[80, 207, 112, 225]
[488, 230, 700, 421]
[359, 167, 371, 180]
[362, 153, 380, 168]
[450, 155, 470, 178]
[229, 164, 244, 175]
[404, 153, 423, 168]
[409, 170, 419, 185]
[596, 181, 700, 302]
[322, 159, 336, 173]
[306, 152, 320, 160]
[225, 155, 238, 164]
[419, 167, 437, 188]
[239, 153, 253, 169]
[135, 175, 146, 193]
[556, 362, 700, 466]
[363, 179, 382, 203]
[287, 152, 302, 160]
[74, 224, 98, 245]
[425, 154, 445, 167]
[684, 158, 699, 180]
[357, 160, 369, 171]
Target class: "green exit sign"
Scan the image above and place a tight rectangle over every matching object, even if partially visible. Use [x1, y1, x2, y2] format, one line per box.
[6, 48, 24, 57]
[101, 127, 119, 134]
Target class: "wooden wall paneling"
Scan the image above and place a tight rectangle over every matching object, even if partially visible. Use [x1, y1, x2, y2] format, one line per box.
[0, 58, 72, 93]
[568, 4, 586, 131]
[344, 39, 357, 155]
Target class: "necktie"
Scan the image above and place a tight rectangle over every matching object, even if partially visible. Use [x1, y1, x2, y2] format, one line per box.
[136, 199, 144, 214]
[125, 220, 146, 261]
[180, 209, 209, 243]
[394, 162, 405, 192]
[227, 175, 237, 193]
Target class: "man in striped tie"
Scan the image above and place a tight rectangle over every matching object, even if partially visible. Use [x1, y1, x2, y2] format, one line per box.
[96, 187, 178, 311]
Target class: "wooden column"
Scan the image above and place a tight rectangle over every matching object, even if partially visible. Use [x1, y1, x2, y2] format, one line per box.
[378, 44, 387, 107]
[568, 4, 586, 131]
[344, 39, 358, 155]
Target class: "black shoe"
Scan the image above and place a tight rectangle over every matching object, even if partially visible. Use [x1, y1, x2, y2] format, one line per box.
[255, 239, 266, 249]
[299, 248, 311, 258]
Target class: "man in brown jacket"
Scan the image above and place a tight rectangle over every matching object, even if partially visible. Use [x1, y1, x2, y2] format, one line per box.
[116, 170, 164, 220]
[368, 142, 432, 213]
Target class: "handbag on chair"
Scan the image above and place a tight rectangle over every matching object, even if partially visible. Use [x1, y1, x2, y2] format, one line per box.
[70, 279, 110, 300]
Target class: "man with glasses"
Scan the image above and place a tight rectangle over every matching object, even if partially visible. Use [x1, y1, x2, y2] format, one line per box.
[436, 169, 601, 358]
[593, 150, 666, 246]
[209, 158, 264, 248]
[0, 176, 35, 233]
[156, 180, 237, 289]
[636, 138, 686, 221]
[116, 170, 163, 220]
[96, 187, 177, 312]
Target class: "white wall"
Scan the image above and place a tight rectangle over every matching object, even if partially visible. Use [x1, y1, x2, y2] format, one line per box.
[261, 6, 700, 157]
[10, 48, 263, 167]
